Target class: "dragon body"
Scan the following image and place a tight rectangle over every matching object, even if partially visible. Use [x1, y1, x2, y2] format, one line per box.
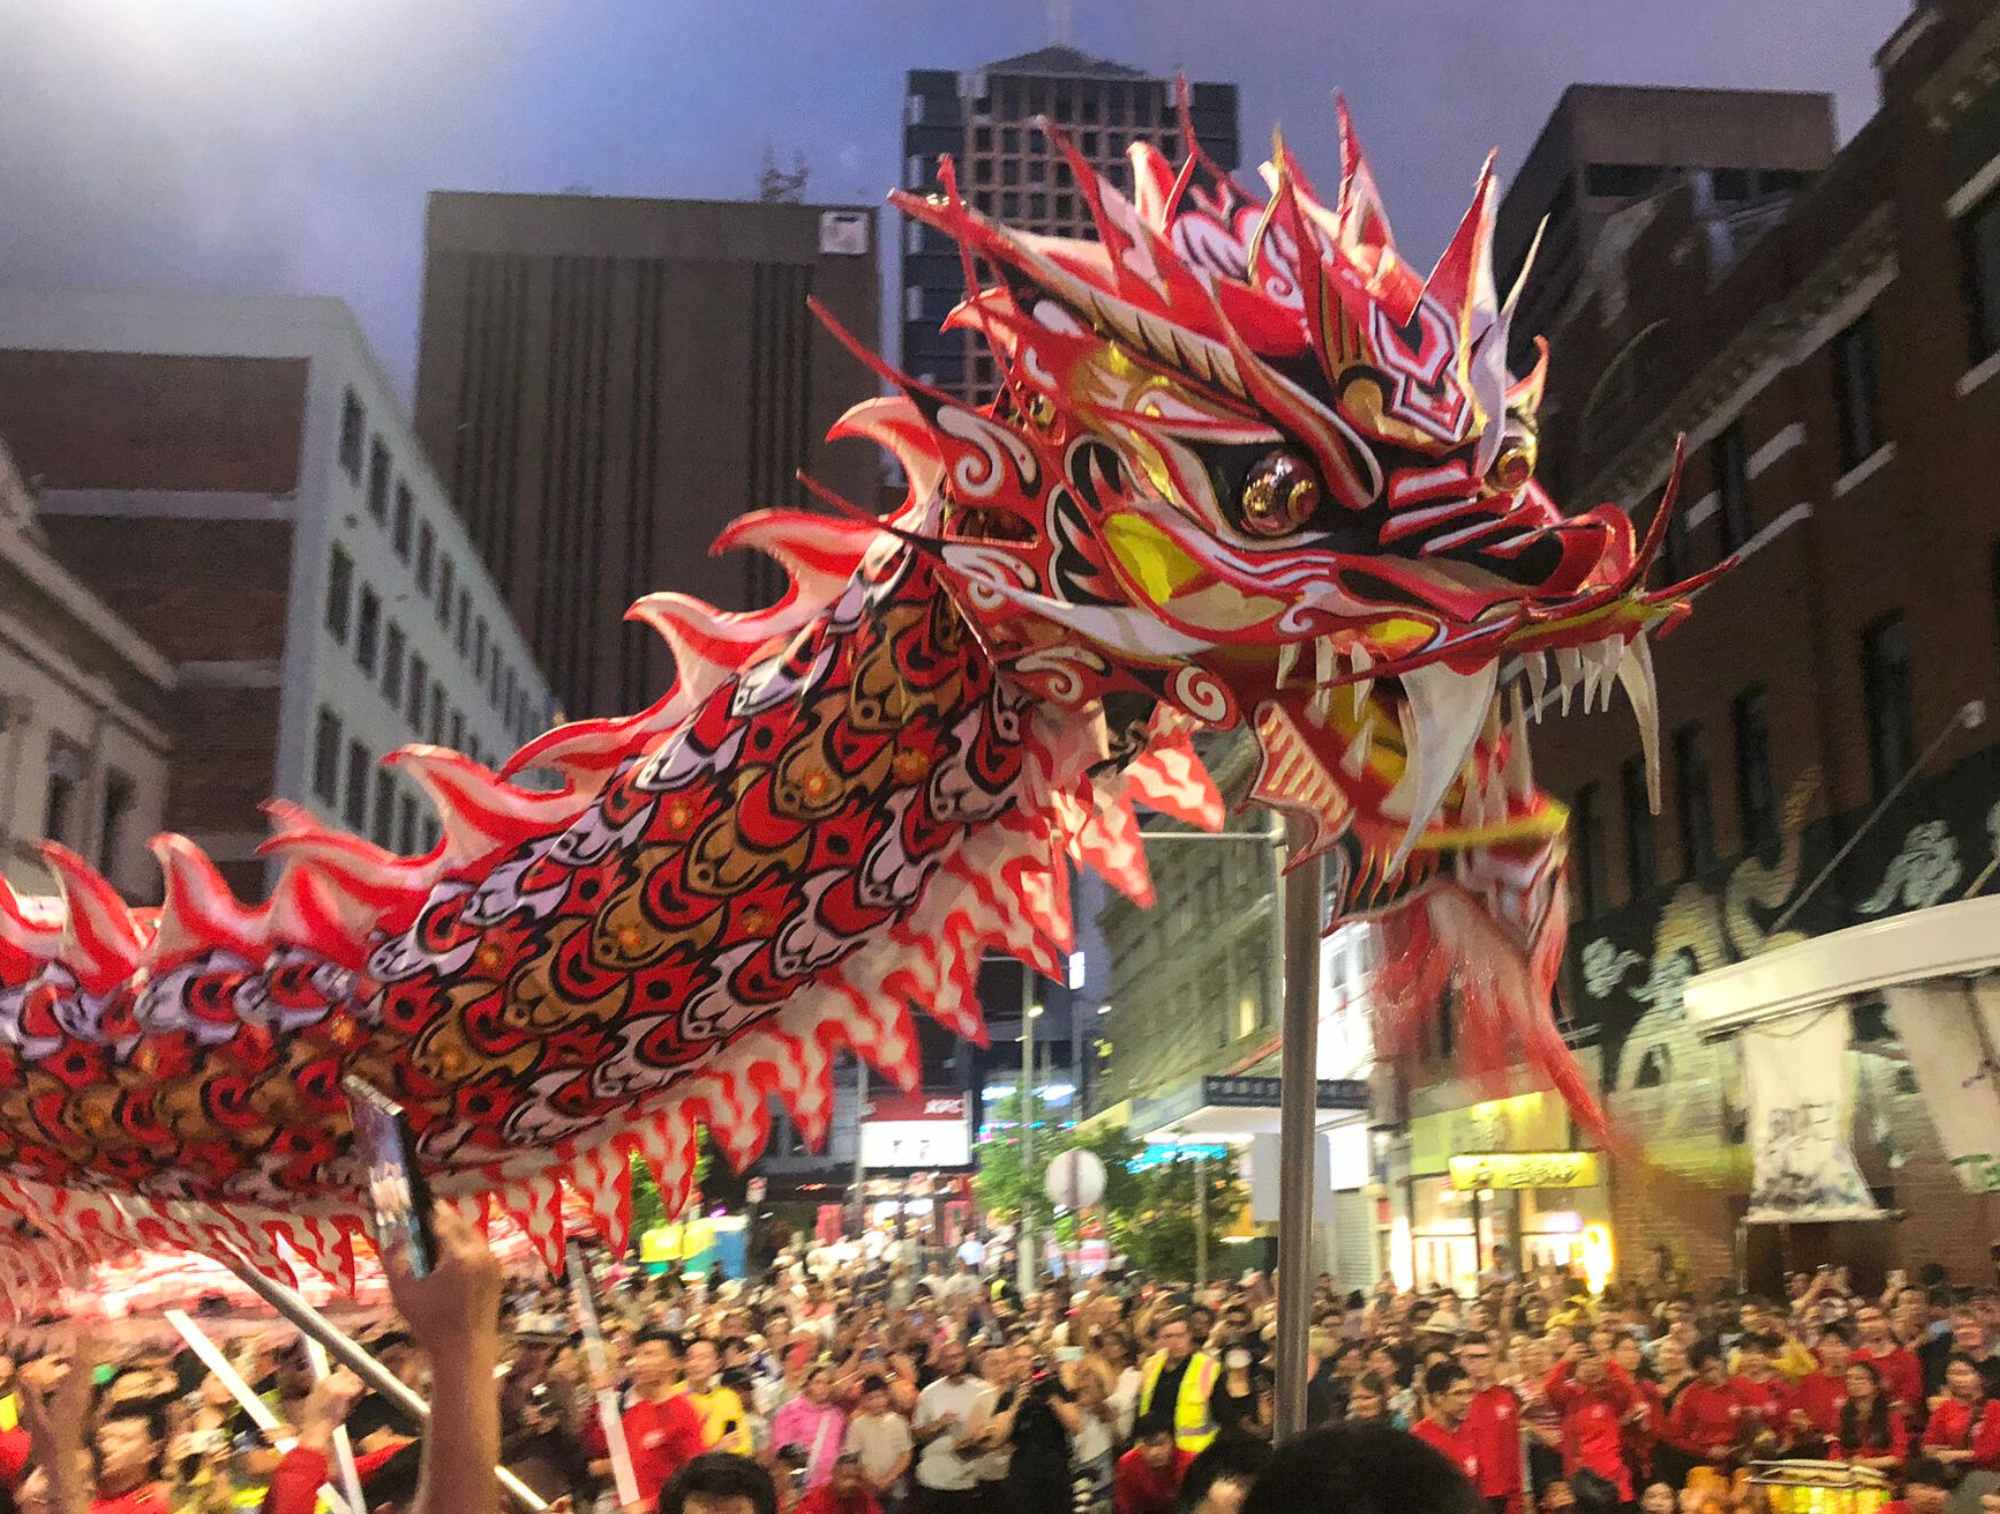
[0, 98, 1714, 1299]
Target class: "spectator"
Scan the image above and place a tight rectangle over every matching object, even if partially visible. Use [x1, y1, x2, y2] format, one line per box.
[841, 1375, 911, 1507]
[1135, 1312, 1218, 1456]
[660, 1452, 780, 1514]
[1666, 1344, 1749, 1478]
[683, 1339, 755, 1456]
[1920, 1354, 2000, 1473]
[1854, 1306, 1925, 1415]
[1411, 1363, 1482, 1482]
[1241, 1422, 1483, 1514]
[609, 1329, 708, 1507]
[1112, 1418, 1188, 1514]
[1830, 1360, 1909, 1475]
[1543, 1342, 1637, 1509]
[795, 1452, 883, 1514]
[910, 1340, 987, 1513]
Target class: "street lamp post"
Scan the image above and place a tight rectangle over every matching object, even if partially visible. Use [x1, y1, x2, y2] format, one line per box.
[1018, 968, 1042, 1299]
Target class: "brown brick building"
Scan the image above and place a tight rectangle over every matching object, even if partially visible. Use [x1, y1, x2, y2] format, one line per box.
[1420, 0, 2000, 1288]
[0, 294, 552, 899]
[413, 194, 882, 718]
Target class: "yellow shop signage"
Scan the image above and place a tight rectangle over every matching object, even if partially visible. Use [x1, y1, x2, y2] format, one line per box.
[1448, 1151, 1601, 1191]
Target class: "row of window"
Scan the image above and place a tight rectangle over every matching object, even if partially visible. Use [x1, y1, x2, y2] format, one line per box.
[1582, 161, 1812, 202]
[335, 389, 543, 748]
[1962, 184, 2000, 364]
[310, 706, 444, 855]
[1657, 309, 1883, 582]
[40, 738, 136, 880]
[1571, 612, 1915, 917]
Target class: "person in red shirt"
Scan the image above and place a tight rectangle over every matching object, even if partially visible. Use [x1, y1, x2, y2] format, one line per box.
[1412, 1364, 1483, 1484]
[1115, 1418, 1193, 1514]
[1790, 1324, 1854, 1446]
[1666, 1343, 1751, 1475]
[1611, 1335, 1661, 1490]
[1729, 1334, 1795, 1449]
[1457, 1335, 1524, 1514]
[600, 1327, 707, 1508]
[1543, 1343, 1638, 1505]
[1853, 1305, 1924, 1415]
[795, 1453, 884, 1514]
[1829, 1361, 1910, 1476]
[86, 1409, 170, 1514]
[1921, 1355, 2000, 1472]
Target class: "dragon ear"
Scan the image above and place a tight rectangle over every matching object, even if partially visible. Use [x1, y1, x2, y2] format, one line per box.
[1333, 92, 1398, 262]
[145, 834, 267, 969]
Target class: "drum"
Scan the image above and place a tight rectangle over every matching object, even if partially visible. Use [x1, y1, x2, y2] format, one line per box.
[1751, 1459, 1892, 1514]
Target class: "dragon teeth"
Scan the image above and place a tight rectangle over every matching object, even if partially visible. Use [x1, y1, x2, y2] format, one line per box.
[1505, 691, 1535, 799]
[1275, 641, 1300, 689]
[1340, 715, 1374, 777]
[1315, 635, 1338, 688]
[1614, 630, 1663, 813]
[1554, 645, 1582, 715]
[1384, 657, 1501, 876]
[1524, 649, 1549, 720]
[1350, 644, 1374, 719]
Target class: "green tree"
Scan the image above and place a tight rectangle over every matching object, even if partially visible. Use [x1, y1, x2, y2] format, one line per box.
[972, 1094, 1148, 1245]
[1113, 1154, 1248, 1282]
[626, 1136, 717, 1252]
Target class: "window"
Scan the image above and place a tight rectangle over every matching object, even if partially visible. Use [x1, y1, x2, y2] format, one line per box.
[391, 482, 413, 559]
[1674, 723, 1716, 876]
[904, 285, 924, 321]
[366, 438, 390, 521]
[355, 586, 381, 675]
[1584, 162, 1663, 198]
[1711, 167, 1751, 201]
[1661, 495, 1691, 582]
[1733, 685, 1777, 858]
[396, 793, 419, 855]
[415, 522, 435, 594]
[1862, 615, 1914, 802]
[437, 555, 455, 628]
[324, 544, 354, 642]
[312, 707, 342, 803]
[450, 709, 465, 751]
[382, 621, 405, 705]
[1712, 421, 1750, 551]
[1832, 311, 1881, 473]
[1572, 782, 1602, 919]
[1621, 756, 1656, 900]
[343, 740, 370, 830]
[406, 654, 428, 727]
[456, 591, 470, 657]
[429, 681, 447, 745]
[98, 770, 134, 877]
[372, 771, 395, 848]
[1963, 186, 2000, 361]
[42, 740, 84, 846]
[338, 388, 365, 482]
[474, 616, 488, 676]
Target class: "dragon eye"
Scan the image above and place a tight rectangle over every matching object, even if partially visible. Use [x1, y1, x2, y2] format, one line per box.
[1240, 451, 1322, 537]
[1490, 432, 1538, 492]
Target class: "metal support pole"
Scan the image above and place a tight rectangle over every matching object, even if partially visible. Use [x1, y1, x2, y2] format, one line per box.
[221, 1260, 549, 1511]
[1018, 961, 1037, 1298]
[852, 1057, 869, 1239]
[1194, 1145, 1208, 1289]
[1275, 816, 1322, 1441]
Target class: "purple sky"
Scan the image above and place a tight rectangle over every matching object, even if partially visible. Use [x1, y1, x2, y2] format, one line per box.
[6, 1, 1908, 403]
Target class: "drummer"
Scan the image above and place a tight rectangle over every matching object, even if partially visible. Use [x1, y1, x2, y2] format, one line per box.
[1882, 1455, 1954, 1514]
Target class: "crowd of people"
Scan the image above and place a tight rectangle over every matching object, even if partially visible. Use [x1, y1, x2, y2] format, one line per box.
[3, 1219, 2000, 1514]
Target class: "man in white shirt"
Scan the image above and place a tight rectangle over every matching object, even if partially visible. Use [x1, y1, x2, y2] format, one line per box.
[912, 1339, 991, 1513]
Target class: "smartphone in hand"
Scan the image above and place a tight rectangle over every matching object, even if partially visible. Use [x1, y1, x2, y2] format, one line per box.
[342, 1075, 440, 1278]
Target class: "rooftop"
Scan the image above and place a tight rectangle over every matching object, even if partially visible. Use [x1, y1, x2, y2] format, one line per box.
[979, 45, 1148, 80]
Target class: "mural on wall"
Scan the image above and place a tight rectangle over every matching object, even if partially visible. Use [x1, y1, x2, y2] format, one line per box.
[1572, 747, 2000, 1185]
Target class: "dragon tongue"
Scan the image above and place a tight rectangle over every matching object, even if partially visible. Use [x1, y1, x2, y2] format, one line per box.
[1383, 658, 1500, 876]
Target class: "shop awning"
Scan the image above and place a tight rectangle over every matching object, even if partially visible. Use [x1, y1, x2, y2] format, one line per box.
[1130, 1073, 1368, 1142]
[1683, 892, 2000, 1037]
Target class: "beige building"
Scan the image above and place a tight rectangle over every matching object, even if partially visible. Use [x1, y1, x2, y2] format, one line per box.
[0, 438, 173, 902]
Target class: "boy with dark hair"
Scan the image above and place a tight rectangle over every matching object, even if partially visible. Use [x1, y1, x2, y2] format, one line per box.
[1412, 1363, 1482, 1483]
[1243, 1423, 1483, 1514]
[1113, 1416, 1190, 1514]
[658, 1452, 780, 1514]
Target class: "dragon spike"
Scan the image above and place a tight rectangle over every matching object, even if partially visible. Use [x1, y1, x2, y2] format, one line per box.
[1502, 214, 1547, 327]
[1628, 434, 1691, 584]
[625, 592, 781, 705]
[829, 396, 948, 512]
[1332, 92, 1396, 259]
[0, 872, 62, 974]
[385, 746, 590, 868]
[258, 800, 434, 921]
[709, 509, 882, 607]
[37, 843, 145, 993]
[145, 834, 267, 969]
[1507, 335, 1550, 418]
[1614, 629, 1664, 814]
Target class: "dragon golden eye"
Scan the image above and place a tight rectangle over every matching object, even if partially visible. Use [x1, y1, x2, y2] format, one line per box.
[1491, 434, 1537, 492]
[1241, 451, 1322, 537]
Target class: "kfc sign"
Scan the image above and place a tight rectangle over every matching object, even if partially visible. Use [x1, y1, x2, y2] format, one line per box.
[861, 1089, 971, 1169]
[863, 1091, 967, 1123]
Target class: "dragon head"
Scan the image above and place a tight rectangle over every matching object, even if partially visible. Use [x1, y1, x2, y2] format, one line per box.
[831, 96, 1715, 1083]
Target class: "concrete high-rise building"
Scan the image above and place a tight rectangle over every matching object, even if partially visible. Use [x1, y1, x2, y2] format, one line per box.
[1494, 85, 1836, 371]
[0, 293, 552, 900]
[902, 47, 1240, 407]
[414, 195, 881, 719]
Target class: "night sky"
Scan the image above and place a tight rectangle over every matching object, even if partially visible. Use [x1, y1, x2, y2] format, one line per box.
[7, 0, 1908, 402]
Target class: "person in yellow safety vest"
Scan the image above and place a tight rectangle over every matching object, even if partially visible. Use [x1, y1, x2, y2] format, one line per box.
[1137, 1309, 1219, 1454]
